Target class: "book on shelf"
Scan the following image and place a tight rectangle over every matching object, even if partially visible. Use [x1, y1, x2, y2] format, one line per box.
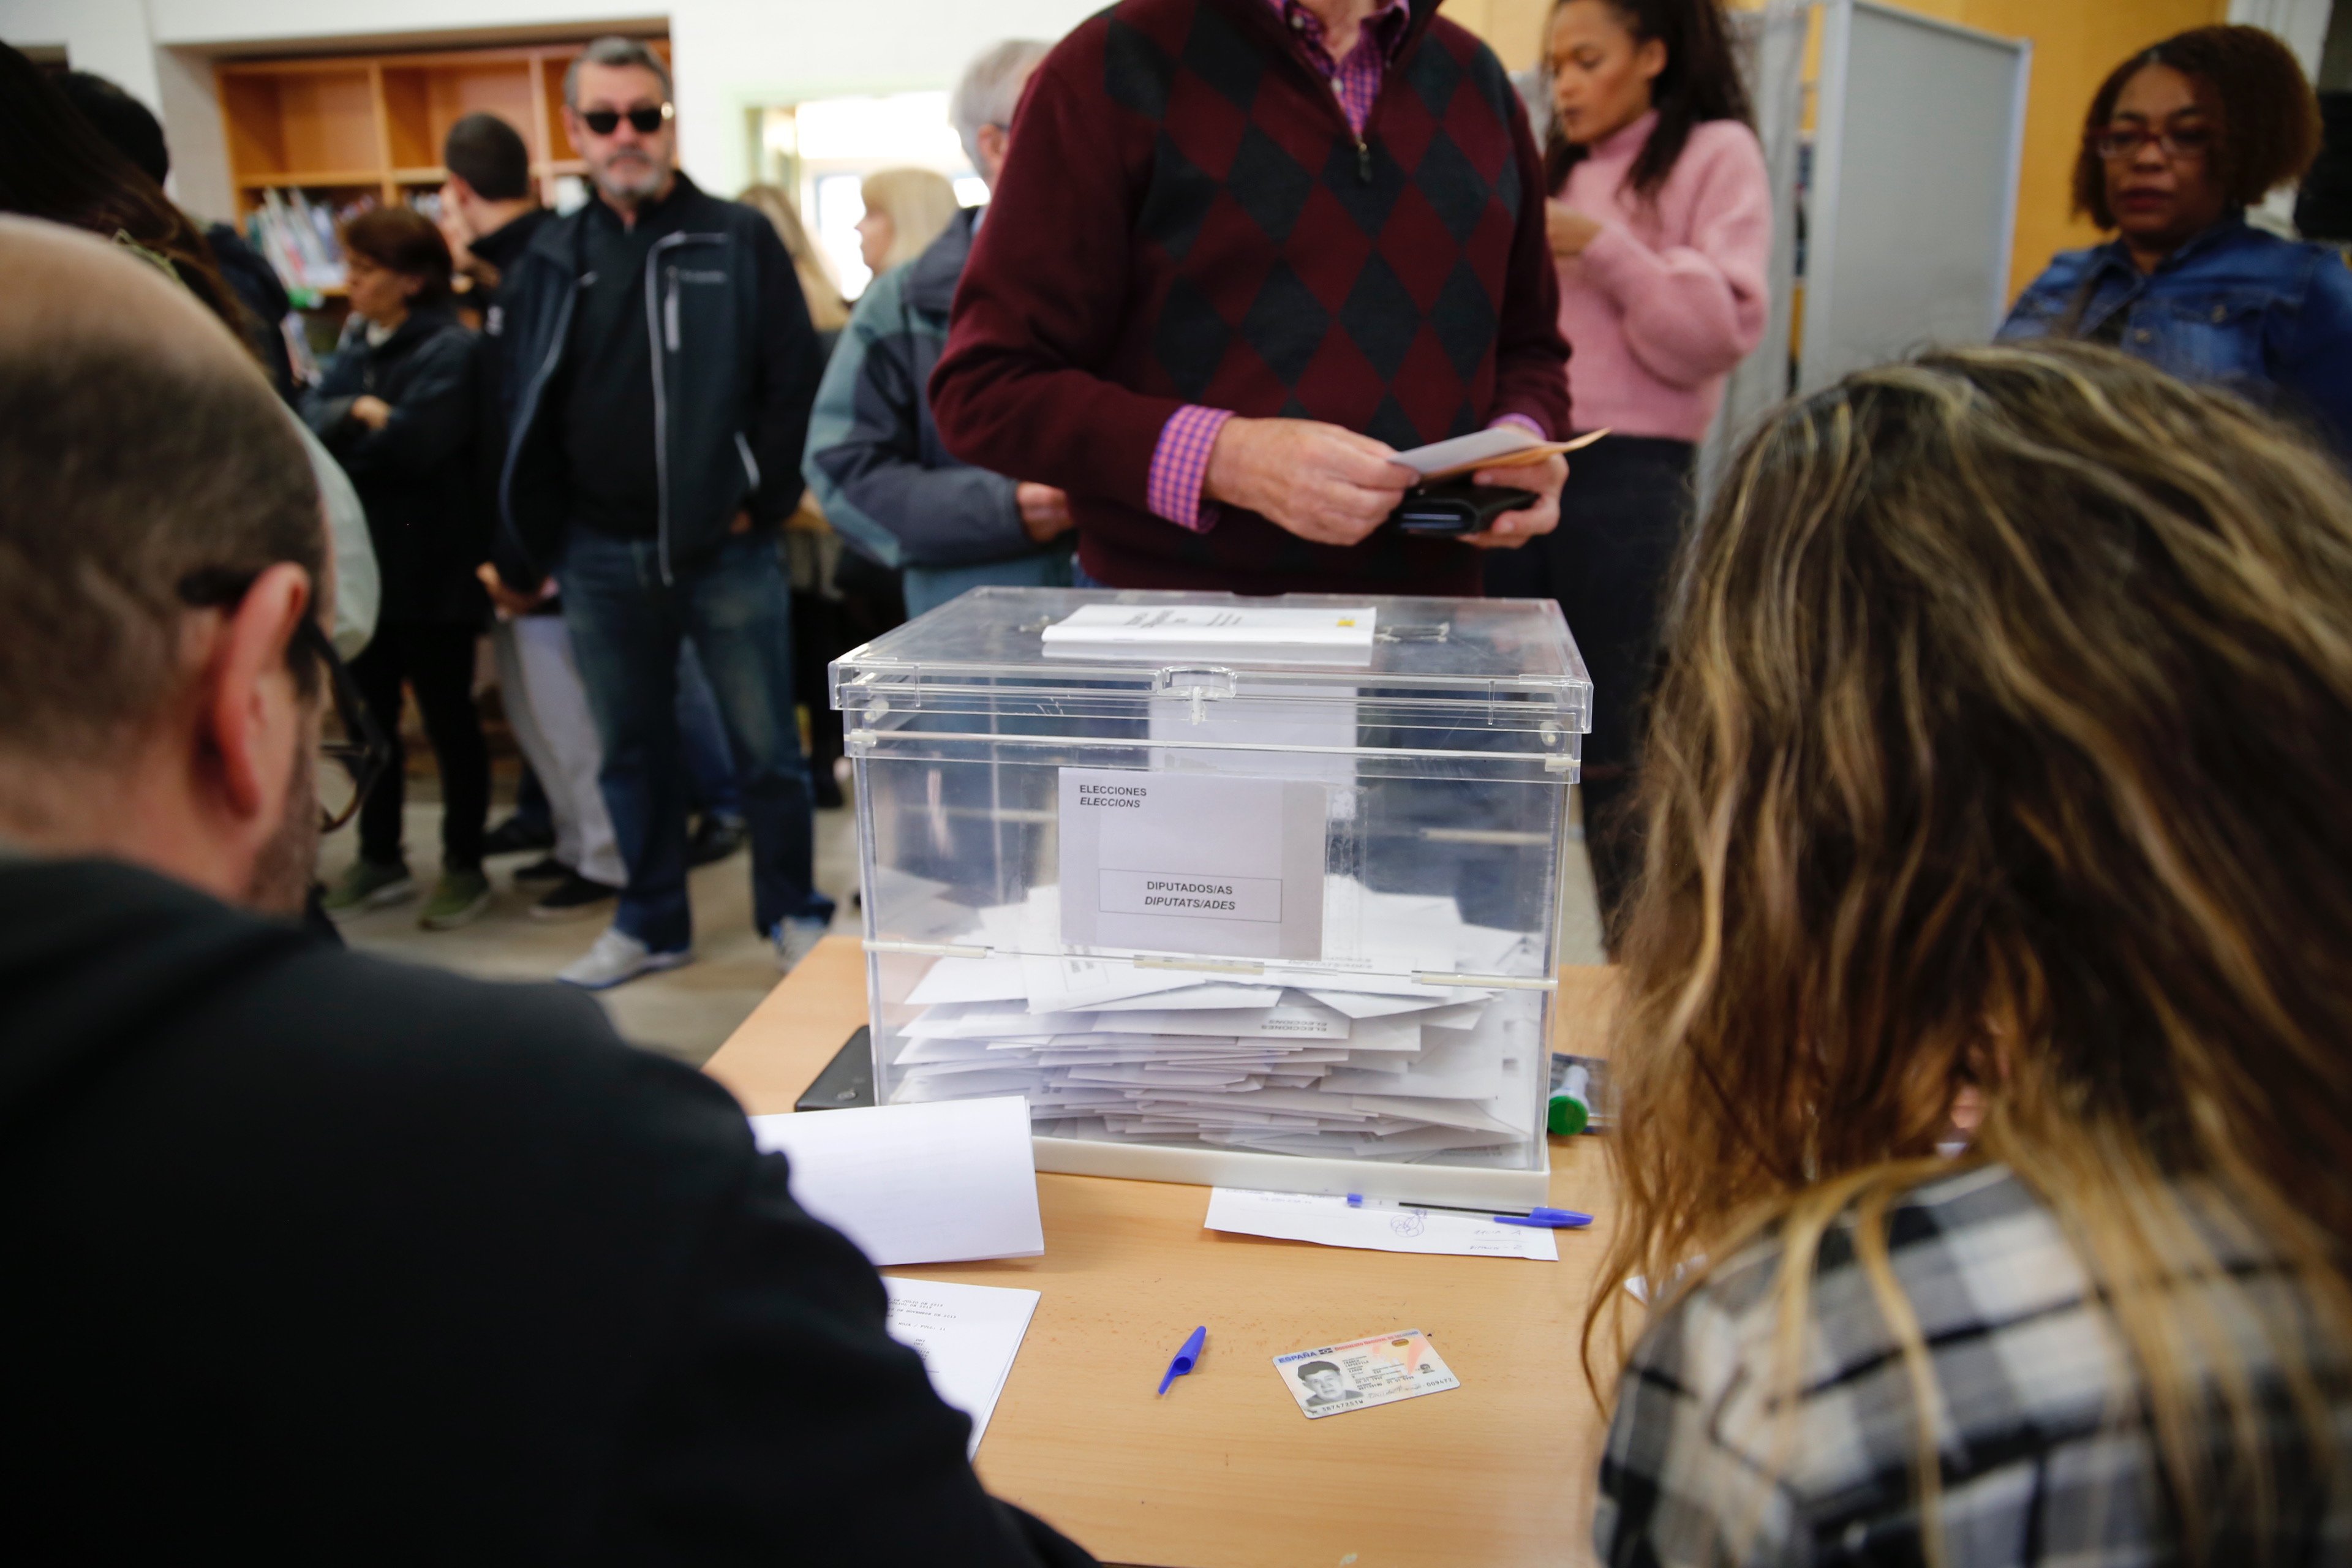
[246, 188, 377, 301]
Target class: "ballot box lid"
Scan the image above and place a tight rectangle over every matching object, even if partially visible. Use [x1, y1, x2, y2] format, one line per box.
[829, 587, 1591, 737]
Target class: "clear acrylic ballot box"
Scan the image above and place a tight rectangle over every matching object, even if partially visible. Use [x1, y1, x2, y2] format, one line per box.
[831, 588, 1590, 1207]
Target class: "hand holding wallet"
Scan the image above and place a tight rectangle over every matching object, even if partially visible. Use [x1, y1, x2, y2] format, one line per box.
[1381, 427, 1607, 537]
[1388, 478, 1540, 536]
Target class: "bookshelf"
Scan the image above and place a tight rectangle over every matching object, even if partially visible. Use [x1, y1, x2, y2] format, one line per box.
[217, 37, 671, 297]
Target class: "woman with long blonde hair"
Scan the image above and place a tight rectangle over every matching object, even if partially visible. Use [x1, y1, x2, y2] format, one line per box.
[1595, 342, 2352, 1561]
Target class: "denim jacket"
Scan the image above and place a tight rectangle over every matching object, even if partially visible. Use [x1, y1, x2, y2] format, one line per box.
[1999, 214, 2352, 461]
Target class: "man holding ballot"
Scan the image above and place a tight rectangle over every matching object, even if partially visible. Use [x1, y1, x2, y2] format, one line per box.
[929, 0, 1571, 594]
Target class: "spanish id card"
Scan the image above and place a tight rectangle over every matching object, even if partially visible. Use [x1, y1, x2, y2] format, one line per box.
[1273, 1329, 1460, 1419]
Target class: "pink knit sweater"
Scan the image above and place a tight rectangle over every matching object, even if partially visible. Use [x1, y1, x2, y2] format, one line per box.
[1556, 110, 1771, 441]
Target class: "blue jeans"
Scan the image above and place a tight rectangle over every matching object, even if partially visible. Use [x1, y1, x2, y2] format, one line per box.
[560, 530, 835, 951]
[676, 641, 742, 820]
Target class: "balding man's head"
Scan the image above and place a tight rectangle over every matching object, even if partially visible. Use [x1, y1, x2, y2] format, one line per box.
[0, 217, 322, 766]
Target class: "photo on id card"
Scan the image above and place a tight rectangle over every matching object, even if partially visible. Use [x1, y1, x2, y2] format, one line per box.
[1273, 1329, 1460, 1419]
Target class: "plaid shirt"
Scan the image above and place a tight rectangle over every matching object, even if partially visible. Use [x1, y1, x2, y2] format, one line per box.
[1597, 1163, 2352, 1565]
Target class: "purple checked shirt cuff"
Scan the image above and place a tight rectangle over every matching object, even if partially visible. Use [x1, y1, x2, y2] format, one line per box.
[1146, 405, 1235, 532]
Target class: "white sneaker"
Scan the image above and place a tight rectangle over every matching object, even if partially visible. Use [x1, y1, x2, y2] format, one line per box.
[559, 927, 693, 990]
[774, 916, 831, 974]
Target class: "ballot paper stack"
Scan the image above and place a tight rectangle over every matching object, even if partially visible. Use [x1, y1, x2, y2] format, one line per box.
[880, 878, 1546, 1166]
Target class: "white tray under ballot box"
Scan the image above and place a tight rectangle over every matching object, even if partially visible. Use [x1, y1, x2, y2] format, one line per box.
[832, 588, 1589, 1208]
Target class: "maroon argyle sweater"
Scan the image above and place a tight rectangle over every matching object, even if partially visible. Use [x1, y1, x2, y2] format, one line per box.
[930, 0, 1570, 595]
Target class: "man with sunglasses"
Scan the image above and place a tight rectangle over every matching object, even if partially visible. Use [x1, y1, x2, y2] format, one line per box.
[489, 36, 834, 990]
[0, 219, 1092, 1564]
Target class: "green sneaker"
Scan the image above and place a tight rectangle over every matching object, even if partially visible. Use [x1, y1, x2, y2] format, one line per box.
[419, 868, 493, 931]
[322, 858, 414, 916]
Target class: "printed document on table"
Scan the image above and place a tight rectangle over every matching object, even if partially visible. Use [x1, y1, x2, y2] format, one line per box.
[883, 1276, 1041, 1459]
[1205, 1187, 1558, 1261]
[1042, 603, 1376, 654]
[749, 1096, 1044, 1267]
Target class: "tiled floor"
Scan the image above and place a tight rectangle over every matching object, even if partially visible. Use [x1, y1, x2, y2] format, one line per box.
[328, 780, 1607, 1072]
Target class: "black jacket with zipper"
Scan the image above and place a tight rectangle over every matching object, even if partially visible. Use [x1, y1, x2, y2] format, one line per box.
[493, 174, 821, 589]
[301, 303, 486, 626]
[0, 856, 1097, 1566]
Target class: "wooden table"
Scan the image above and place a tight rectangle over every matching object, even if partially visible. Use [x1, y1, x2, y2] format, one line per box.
[706, 937, 1620, 1568]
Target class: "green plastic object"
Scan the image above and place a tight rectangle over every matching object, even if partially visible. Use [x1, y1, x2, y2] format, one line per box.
[1548, 1093, 1589, 1137]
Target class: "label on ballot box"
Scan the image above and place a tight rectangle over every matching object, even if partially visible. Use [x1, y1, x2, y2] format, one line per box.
[1273, 1329, 1460, 1420]
[1058, 768, 1327, 960]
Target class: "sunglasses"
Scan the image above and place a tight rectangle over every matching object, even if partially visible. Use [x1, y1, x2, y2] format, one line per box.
[2090, 123, 2215, 162]
[176, 567, 391, 833]
[579, 103, 674, 136]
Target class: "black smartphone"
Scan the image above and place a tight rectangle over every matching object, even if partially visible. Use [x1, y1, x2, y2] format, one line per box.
[794, 1025, 875, 1112]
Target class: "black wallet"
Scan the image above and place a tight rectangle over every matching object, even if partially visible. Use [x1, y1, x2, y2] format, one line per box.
[1389, 479, 1539, 537]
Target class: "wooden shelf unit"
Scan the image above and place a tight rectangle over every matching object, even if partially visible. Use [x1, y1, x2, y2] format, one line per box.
[217, 36, 669, 219]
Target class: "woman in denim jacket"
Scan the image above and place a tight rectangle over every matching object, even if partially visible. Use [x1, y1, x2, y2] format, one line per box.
[2000, 26, 2352, 461]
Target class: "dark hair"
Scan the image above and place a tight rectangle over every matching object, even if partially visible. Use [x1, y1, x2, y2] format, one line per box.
[53, 71, 170, 186]
[341, 207, 453, 308]
[2073, 24, 2321, 228]
[1542, 0, 1753, 202]
[564, 36, 671, 110]
[0, 287, 323, 759]
[1296, 1362, 1340, 1379]
[443, 112, 532, 203]
[0, 43, 244, 337]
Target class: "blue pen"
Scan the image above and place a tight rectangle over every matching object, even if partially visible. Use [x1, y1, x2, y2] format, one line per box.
[1158, 1325, 1207, 1395]
[1348, 1193, 1592, 1229]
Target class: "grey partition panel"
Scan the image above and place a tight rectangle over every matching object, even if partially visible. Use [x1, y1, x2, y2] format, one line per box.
[1800, 0, 2029, 392]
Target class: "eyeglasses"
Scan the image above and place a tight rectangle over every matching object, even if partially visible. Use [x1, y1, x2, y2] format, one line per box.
[578, 103, 673, 136]
[176, 567, 391, 832]
[2090, 123, 2215, 161]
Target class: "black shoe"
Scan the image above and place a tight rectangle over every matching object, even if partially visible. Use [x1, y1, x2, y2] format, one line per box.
[512, 854, 568, 886]
[530, 872, 620, 922]
[483, 815, 556, 857]
[687, 813, 747, 869]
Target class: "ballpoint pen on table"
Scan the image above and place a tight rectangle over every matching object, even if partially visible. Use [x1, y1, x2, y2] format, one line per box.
[1346, 1194, 1591, 1229]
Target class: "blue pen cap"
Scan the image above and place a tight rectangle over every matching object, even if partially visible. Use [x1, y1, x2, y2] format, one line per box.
[1158, 1325, 1208, 1395]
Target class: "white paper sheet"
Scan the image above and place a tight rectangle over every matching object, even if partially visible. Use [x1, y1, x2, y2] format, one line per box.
[883, 1276, 1041, 1459]
[1042, 603, 1376, 652]
[1204, 1188, 1558, 1261]
[1392, 426, 1548, 477]
[750, 1096, 1044, 1266]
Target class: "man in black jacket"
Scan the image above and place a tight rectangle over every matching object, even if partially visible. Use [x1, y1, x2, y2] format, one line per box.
[492, 36, 832, 991]
[442, 110, 633, 918]
[0, 214, 1093, 1567]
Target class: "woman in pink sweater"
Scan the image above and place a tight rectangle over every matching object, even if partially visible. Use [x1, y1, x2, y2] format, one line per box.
[1488, 0, 1770, 938]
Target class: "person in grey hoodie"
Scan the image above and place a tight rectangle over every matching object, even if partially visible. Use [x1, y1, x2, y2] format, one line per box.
[803, 40, 1075, 617]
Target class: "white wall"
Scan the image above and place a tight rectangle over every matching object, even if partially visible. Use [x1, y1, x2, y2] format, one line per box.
[2, 0, 1102, 221]
[4, 0, 167, 106]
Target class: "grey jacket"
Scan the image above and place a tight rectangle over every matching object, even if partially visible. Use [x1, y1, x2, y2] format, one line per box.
[803, 209, 1049, 570]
